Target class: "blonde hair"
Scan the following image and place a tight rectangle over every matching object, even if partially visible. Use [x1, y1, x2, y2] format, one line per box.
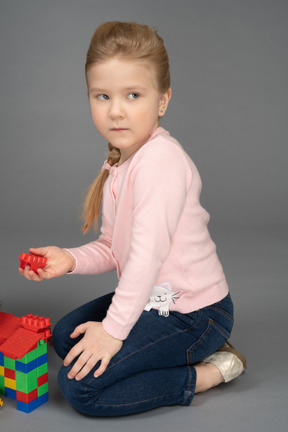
[82, 21, 170, 233]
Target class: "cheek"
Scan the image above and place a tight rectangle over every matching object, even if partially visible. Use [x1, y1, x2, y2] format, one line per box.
[134, 105, 159, 126]
[90, 107, 104, 129]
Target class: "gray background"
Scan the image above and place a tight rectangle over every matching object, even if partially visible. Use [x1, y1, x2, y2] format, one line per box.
[0, 0, 287, 431]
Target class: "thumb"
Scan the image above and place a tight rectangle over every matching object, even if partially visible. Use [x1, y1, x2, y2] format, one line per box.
[70, 323, 88, 339]
[29, 247, 49, 257]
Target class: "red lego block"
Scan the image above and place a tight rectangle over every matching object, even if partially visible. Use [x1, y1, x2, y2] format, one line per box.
[20, 315, 52, 343]
[0, 327, 42, 360]
[5, 368, 16, 380]
[0, 312, 21, 345]
[16, 389, 38, 404]
[37, 372, 48, 387]
[21, 315, 51, 332]
[18, 253, 47, 274]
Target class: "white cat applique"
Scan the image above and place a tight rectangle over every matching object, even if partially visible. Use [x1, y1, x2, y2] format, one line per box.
[144, 283, 180, 317]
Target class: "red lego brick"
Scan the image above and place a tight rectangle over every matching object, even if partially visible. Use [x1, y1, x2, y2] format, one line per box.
[37, 372, 48, 387]
[16, 389, 38, 404]
[21, 315, 51, 332]
[20, 315, 52, 343]
[0, 328, 42, 360]
[18, 253, 47, 274]
[0, 312, 21, 345]
[4, 368, 16, 380]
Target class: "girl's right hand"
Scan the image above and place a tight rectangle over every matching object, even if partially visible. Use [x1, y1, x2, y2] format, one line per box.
[19, 246, 76, 282]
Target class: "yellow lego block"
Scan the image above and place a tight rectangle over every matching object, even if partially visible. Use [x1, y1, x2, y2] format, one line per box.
[5, 377, 16, 390]
[0, 366, 4, 377]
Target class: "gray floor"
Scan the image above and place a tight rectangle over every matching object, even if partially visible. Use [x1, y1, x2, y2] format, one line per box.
[0, 228, 287, 432]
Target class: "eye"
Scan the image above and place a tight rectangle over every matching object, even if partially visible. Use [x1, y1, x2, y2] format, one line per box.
[127, 93, 139, 100]
[98, 94, 110, 101]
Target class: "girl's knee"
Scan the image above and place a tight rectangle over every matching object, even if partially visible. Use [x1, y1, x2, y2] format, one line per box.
[58, 366, 84, 407]
[57, 366, 101, 415]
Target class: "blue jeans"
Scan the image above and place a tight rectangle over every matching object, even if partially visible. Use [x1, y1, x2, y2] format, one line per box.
[53, 292, 234, 416]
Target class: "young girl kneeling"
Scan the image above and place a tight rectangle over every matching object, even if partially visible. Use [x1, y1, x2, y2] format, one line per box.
[20, 21, 246, 416]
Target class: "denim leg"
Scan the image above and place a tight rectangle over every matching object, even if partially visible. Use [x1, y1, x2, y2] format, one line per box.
[54, 293, 234, 416]
[53, 292, 114, 359]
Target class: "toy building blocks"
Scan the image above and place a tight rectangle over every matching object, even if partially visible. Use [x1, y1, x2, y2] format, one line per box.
[0, 311, 51, 413]
[18, 253, 47, 274]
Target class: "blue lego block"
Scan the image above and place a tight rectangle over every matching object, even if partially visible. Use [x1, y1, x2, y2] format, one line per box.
[0, 352, 3, 366]
[37, 353, 48, 368]
[5, 387, 17, 399]
[15, 358, 38, 373]
[15, 353, 47, 373]
[16, 392, 49, 413]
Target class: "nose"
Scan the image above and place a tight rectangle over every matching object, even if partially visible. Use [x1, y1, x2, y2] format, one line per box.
[109, 99, 125, 120]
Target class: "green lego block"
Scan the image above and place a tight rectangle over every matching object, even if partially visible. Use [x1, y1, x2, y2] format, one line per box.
[18, 347, 38, 364]
[38, 382, 48, 397]
[37, 363, 48, 377]
[37, 341, 47, 357]
[15, 369, 38, 393]
[4, 357, 15, 370]
[0, 375, 5, 394]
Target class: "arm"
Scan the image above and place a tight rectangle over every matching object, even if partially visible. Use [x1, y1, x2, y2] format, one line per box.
[20, 180, 116, 280]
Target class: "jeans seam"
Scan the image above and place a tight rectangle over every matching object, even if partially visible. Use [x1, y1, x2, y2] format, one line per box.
[183, 365, 193, 405]
[210, 319, 230, 339]
[207, 305, 234, 322]
[186, 318, 214, 364]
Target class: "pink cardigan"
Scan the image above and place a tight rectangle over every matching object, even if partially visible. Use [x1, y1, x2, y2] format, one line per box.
[67, 128, 229, 339]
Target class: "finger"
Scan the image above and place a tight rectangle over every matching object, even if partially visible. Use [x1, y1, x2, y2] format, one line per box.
[67, 351, 92, 380]
[22, 266, 41, 281]
[75, 356, 99, 381]
[27, 270, 43, 281]
[36, 268, 51, 280]
[63, 342, 84, 367]
[94, 355, 111, 378]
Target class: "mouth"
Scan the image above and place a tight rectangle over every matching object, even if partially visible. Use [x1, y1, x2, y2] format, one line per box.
[111, 128, 129, 132]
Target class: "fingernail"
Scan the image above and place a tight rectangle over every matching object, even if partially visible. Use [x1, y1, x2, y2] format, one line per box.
[68, 374, 72, 379]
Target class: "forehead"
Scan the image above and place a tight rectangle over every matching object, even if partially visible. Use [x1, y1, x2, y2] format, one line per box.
[86, 58, 158, 90]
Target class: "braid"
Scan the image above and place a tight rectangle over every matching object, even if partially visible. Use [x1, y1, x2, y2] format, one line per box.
[107, 143, 121, 166]
[81, 143, 120, 233]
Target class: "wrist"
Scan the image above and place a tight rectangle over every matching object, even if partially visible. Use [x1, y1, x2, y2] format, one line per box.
[63, 249, 76, 272]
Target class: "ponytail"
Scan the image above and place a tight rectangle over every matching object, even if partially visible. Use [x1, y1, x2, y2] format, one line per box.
[81, 143, 120, 233]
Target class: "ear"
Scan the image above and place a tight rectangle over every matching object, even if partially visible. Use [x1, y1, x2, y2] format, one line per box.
[159, 88, 172, 117]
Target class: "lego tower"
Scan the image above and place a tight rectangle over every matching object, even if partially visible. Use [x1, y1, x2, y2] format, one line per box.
[0, 312, 52, 413]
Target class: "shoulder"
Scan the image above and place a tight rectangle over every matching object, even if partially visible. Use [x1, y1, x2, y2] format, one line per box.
[132, 128, 191, 173]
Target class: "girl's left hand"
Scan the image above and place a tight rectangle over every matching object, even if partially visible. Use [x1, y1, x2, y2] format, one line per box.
[63, 321, 123, 381]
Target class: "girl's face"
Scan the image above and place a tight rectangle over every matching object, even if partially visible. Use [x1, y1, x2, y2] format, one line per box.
[87, 58, 171, 164]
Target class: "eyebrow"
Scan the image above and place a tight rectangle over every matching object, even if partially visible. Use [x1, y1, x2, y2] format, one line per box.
[89, 85, 148, 93]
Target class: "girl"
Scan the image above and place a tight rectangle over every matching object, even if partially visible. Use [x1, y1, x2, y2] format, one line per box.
[19, 22, 246, 416]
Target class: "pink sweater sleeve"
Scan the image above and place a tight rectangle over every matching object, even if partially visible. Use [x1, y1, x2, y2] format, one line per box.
[102, 139, 191, 339]
[66, 185, 116, 274]
[67, 236, 116, 275]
